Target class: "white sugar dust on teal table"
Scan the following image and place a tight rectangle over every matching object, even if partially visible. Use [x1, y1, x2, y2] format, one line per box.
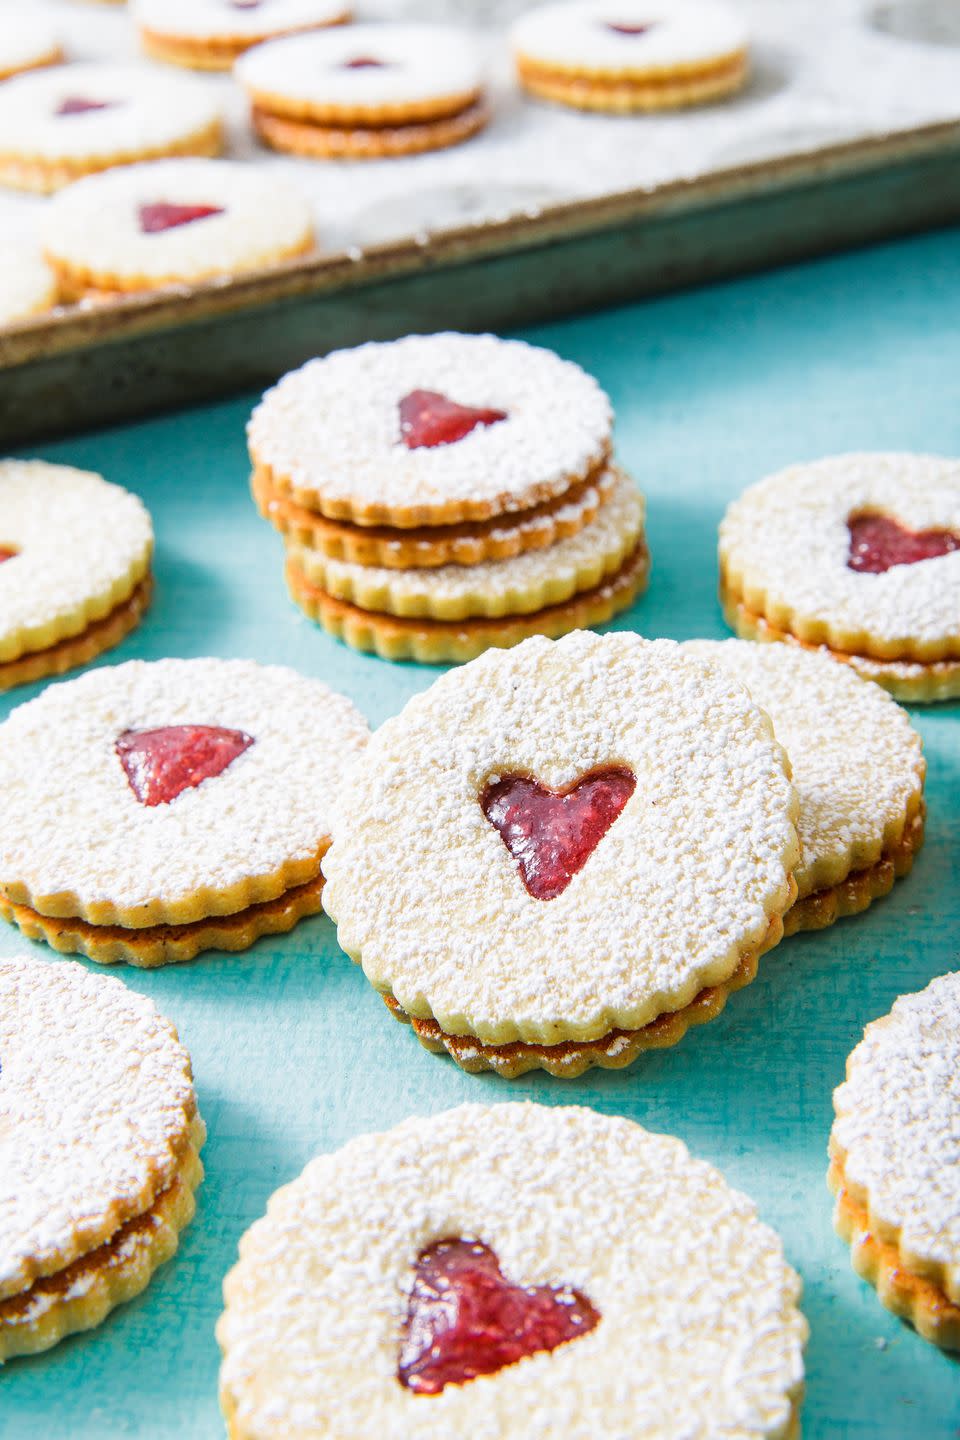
[3, 226, 960, 1438]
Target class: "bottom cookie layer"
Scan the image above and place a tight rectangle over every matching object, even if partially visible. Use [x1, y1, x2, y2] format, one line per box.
[0, 120, 223, 194]
[286, 539, 650, 662]
[0, 573, 153, 691]
[0, 870, 325, 967]
[515, 50, 747, 112]
[51, 232, 315, 302]
[828, 1156, 960, 1351]
[252, 100, 487, 158]
[722, 585, 960, 703]
[783, 807, 925, 936]
[0, 1118, 205, 1361]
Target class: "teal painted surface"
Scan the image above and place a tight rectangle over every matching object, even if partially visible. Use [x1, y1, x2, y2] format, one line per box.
[2, 225, 960, 1438]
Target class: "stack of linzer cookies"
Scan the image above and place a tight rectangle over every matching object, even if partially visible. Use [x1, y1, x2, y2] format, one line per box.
[249, 332, 650, 661]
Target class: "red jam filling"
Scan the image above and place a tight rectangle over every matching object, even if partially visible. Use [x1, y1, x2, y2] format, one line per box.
[399, 390, 507, 450]
[0, 547, 18, 563]
[116, 725, 253, 806]
[138, 202, 225, 234]
[847, 512, 960, 574]
[606, 21, 655, 34]
[342, 57, 388, 68]
[481, 768, 635, 901]
[56, 97, 116, 116]
[398, 1239, 600, 1395]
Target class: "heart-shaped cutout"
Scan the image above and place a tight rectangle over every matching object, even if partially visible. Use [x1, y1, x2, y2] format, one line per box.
[482, 768, 635, 901]
[138, 202, 225, 235]
[56, 97, 116, 116]
[848, 512, 960, 574]
[341, 56, 388, 69]
[398, 1239, 600, 1395]
[116, 725, 253, 807]
[606, 21, 656, 33]
[399, 390, 507, 450]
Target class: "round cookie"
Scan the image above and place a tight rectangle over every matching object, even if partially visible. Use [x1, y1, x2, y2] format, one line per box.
[248, 333, 613, 529]
[0, 245, 57, 325]
[0, 13, 62, 83]
[512, 0, 749, 113]
[236, 25, 487, 159]
[42, 158, 315, 299]
[683, 640, 925, 935]
[0, 459, 153, 689]
[134, 0, 350, 71]
[0, 63, 223, 194]
[0, 658, 369, 966]
[321, 631, 799, 1076]
[218, 1103, 807, 1439]
[719, 453, 960, 702]
[0, 957, 204, 1360]
[829, 972, 960, 1350]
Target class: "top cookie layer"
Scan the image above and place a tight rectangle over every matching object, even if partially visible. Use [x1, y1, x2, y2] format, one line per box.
[683, 641, 924, 899]
[719, 453, 960, 660]
[134, 0, 347, 42]
[0, 13, 61, 80]
[0, 247, 57, 325]
[322, 632, 799, 1044]
[248, 334, 613, 528]
[236, 25, 483, 122]
[832, 972, 960, 1302]
[0, 460, 153, 662]
[510, 0, 748, 74]
[0, 957, 197, 1300]
[0, 658, 370, 926]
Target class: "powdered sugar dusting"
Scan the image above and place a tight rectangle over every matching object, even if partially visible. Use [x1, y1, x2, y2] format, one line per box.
[134, 0, 346, 43]
[0, 247, 56, 326]
[511, 0, 748, 72]
[0, 14, 60, 78]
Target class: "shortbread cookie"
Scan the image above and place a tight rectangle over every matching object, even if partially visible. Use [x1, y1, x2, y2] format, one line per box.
[43, 158, 314, 299]
[287, 538, 649, 664]
[218, 1103, 806, 1438]
[683, 641, 925, 935]
[236, 25, 487, 158]
[829, 972, 960, 1350]
[321, 632, 799, 1075]
[0, 460, 153, 687]
[289, 466, 643, 619]
[0, 958, 204, 1360]
[0, 245, 57, 325]
[720, 453, 960, 702]
[249, 333, 612, 529]
[135, 0, 349, 71]
[512, 0, 749, 113]
[0, 658, 369, 965]
[0, 14, 62, 83]
[253, 464, 616, 569]
[0, 63, 223, 193]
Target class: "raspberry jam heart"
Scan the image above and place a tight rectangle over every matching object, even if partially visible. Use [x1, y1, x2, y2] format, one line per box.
[56, 97, 116, 116]
[606, 22, 655, 34]
[397, 1239, 600, 1395]
[482, 768, 635, 901]
[138, 202, 225, 234]
[847, 513, 960, 574]
[342, 57, 388, 68]
[116, 725, 253, 806]
[399, 390, 507, 450]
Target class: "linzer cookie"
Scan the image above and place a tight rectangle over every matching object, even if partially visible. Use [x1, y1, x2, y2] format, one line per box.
[321, 632, 799, 1077]
[720, 453, 960, 702]
[0, 460, 153, 690]
[42, 158, 314, 300]
[0, 13, 62, 83]
[0, 63, 223, 193]
[683, 641, 925, 935]
[829, 972, 960, 1351]
[0, 245, 57, 326]
[134, 0, 350, 71]
[0, 958, 204, 1361]
[236, 25, 487, 159]
[218, 1103, 807, 1438]
[512, 0, 749, 113]
[0, 658, 369, 966]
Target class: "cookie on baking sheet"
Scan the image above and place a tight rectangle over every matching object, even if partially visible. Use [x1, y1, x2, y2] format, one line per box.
[0, 460, 153, 690]
[0, 13, 62, 83]
[0, 658, 369, 967]
[0, 245, 57, 325]
[683, 640, 925, 935]
[512, 0, 749, 113]
[719, 453, 960, 702]
[0, 958, 204, 1361]
[218, 1103, 807, 1439]
[42, 158, 314, 300]
[0, 63, 223, 193]
[321, 632, 799, 1077]
[134, 0, 349, 71]
[236, 25, 487, 159]
[829, 972, 960, 1351]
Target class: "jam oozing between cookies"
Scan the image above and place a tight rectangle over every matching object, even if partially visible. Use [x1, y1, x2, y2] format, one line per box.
[398, 1238, 600, 1395]
[399, 390, 508, 450]
[138, 203, 225, 234]
[481, 769, 635, 901]
[116, 725, 253, 806]
[847, 512, 960, 574]
[0, 547, 18, 563]
[56, 97, 117, 116]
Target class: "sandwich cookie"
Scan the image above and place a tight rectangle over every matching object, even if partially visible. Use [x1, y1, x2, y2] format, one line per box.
[0, 13, 62, 83]
[0, 245, 57, 325]
[134, 0, 350, 71]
